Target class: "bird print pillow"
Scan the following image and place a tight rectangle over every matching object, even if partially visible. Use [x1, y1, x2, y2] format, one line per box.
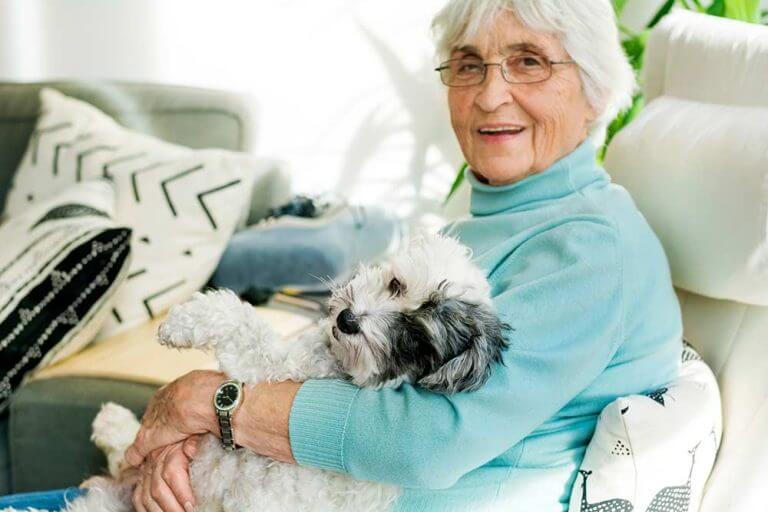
[569, 342, 722, 512]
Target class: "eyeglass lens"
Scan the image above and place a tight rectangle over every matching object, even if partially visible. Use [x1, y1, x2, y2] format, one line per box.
[441, 54, 552, 86]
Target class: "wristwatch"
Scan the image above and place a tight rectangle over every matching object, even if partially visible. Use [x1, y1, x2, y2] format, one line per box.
[213, 379, 244, 451]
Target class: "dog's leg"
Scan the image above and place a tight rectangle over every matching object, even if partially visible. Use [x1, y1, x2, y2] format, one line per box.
[158, 289, 341, 383]
[158, 289, 256, 352]
[63, 403, 140, 512]
[91, 402, 141, 478]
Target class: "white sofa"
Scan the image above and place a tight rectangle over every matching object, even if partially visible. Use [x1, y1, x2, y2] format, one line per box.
[604, 10, 768, 511]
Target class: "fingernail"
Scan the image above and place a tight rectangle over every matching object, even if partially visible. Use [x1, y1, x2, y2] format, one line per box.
[185, 501, 195, 512]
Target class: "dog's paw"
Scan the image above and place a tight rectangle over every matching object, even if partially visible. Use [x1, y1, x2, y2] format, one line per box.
[159, 289, 249, 350]
[91, 402, 140, 477]
[157, 292, 208, 349]
[91, 402, 139, 451]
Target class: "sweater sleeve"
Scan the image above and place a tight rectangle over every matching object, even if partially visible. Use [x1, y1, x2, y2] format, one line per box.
[288, 220, 623, 489]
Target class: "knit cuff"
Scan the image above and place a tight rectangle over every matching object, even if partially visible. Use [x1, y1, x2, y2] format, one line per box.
[289, 379, 361, 473]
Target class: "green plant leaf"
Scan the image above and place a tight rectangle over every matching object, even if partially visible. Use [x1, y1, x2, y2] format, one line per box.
[600, 94, 645, 162]
[707, 0, 726, 16]
[444, 162, 468, 205]
[689, 0, 707, 11]
[622, 30, 649, 71]
[724, 0, 761, 22]
[647, 0, 676, 28]
[613, 0, 630, 16]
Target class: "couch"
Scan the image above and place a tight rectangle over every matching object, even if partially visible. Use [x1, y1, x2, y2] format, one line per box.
[0, 81, 263, 493]
[603, 10, 768, 511]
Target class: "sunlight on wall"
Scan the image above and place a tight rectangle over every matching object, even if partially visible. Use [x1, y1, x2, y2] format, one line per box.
[152, 0, 462, 223]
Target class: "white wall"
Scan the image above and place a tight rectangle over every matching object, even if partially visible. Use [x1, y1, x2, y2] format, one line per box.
[1, 0, 765, 224]
[0, 0, 460, 226]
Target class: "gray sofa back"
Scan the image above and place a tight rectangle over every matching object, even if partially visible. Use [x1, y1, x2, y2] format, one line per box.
[0, 81, 258, 213]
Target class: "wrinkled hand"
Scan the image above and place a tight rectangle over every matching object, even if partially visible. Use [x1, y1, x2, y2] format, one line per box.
[133, 435, 203, 512]
[125, 369, 225, 467]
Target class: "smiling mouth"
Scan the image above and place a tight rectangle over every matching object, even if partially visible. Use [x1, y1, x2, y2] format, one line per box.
[478, 127, 525, 137]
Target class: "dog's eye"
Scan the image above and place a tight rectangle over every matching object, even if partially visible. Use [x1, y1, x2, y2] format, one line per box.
[388, 277, 404, 296]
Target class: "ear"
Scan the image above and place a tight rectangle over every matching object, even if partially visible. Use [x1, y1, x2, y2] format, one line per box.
[417, 300, 509, 394]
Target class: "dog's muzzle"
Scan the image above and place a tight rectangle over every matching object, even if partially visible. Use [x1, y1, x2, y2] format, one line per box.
[337, 308, 360, 335]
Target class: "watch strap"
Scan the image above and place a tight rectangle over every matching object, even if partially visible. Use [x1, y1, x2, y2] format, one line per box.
[217, 409, 239, 451]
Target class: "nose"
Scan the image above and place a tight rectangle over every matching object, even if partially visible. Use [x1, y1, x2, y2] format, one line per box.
[475, 64, 515, 113]
[337, 308, 360, 335]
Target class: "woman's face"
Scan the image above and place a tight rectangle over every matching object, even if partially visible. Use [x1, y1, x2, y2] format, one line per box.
[447, 11, 596, 186]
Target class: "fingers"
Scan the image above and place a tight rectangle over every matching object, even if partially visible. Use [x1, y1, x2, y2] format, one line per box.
[163, 443, 197, 511]
[150, 450, 188, 512]
[126, 424, 154, 467]
[132, 464, 150, 512]
[125, 442, 144, 467]
[132, 446, 190, 512]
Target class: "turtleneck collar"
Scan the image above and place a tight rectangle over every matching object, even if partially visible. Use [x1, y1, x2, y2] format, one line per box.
[467, 140, 607, 216]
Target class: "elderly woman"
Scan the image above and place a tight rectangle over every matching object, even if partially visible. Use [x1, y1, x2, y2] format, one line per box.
[0, 1, 681, 511]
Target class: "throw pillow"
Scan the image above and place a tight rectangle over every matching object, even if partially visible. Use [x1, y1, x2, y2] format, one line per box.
[4, 88, 256, 336]
[569, 342, 722, 512]
[209, 203, 403, 296]
[0, 180, 131, 412]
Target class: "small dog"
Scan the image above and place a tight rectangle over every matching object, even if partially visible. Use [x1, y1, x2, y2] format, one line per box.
[67, 233, 508, 512]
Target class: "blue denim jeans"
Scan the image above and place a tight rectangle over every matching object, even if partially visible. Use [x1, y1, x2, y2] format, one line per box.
[0, 487, 86, 511]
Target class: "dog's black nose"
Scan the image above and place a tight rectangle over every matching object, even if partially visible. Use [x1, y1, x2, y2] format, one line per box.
[337, 308, 360, 335]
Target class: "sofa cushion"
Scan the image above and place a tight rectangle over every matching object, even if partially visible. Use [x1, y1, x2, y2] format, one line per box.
[0, 180, 132, 412]
[0, 413, 10, 496]
[604, 96, 768, 306]
[9, 377, 158, 492]
[5, 88, 259, 338]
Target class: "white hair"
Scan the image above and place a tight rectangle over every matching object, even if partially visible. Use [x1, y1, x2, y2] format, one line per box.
[431, 0, 636, 145]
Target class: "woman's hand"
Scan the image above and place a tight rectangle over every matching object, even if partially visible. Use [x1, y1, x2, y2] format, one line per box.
[133, 435, 203, 512]
[125, 370, 226, 467]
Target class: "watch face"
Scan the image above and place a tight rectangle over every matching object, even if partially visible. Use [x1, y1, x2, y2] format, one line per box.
[216, 383, 240, 410]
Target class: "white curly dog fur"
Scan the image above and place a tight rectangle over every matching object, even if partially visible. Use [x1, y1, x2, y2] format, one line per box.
[50, 233, 507, 512]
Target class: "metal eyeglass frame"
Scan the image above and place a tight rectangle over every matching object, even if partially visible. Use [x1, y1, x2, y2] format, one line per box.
[435, 54, 576, 87]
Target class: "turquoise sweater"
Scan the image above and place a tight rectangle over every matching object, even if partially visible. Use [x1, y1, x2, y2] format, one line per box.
[289, 141, 682, 511]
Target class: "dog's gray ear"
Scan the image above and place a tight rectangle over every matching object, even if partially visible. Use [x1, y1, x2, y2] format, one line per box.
[417, 300, 509, 394]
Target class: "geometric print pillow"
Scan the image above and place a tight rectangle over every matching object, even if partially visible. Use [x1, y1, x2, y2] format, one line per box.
[0, 180, 131, 412]
[4, 88, 256, 337]
[569, 342, 722, 512]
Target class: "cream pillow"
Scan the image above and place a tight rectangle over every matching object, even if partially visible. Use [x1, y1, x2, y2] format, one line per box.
[5, 88, 257, 337]
[604, 96, 768, 306]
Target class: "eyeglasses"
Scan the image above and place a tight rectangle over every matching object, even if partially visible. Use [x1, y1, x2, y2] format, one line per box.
[435, 53, 575, 87]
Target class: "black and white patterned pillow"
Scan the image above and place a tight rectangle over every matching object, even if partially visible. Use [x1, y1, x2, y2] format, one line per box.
[0, 180, 131, 411]
[4, 88, 256, 337]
